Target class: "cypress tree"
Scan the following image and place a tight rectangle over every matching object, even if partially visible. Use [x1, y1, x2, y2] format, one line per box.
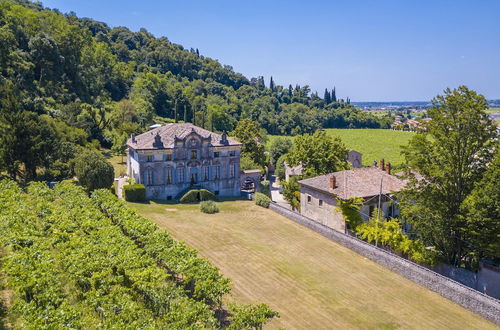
[269, 76, 275, 92]
[332, 87, 337, 102]
[324, 88, 331, 104]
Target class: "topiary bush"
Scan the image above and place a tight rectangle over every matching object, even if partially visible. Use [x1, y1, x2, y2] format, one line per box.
[199, 189, 217, 201]
[255, 192, 271, 208]
[123, 184, 146, 202]
[200, 200, 219, 214]
[180, 189, 199, 203]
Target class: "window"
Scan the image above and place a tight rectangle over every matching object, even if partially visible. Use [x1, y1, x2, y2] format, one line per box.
[204, 166, 209, 181]
[165, 154, 172, 161]
[230, 163, 235, 177]
[167, 196, 172, 201]
[229, 150, 235, 157]
[177, 168, 184, 183]
[190, 150, 197, 159]
[165, 168, 171, 184]
[214, 152, 220, 158]
[146, 155, 153, 162]
[319, 200, 323, 207]
[146, 169, 153, 185]
[215, 165, 221, 179]
[307, 195, 312, 203]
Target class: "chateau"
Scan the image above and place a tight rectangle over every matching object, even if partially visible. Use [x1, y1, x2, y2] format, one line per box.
[127, 123, 242, 200]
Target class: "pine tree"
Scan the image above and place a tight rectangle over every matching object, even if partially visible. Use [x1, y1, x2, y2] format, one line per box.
[269, 76, 275, 92]
[332, 87, 337, 102]
[324, 88, 331, 104]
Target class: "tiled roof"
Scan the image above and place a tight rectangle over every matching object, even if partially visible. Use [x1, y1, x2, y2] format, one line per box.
[298, 167, 407, 199]
[127, 123, 242, 150]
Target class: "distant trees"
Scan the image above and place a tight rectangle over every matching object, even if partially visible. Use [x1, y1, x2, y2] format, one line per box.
[400, 86, 498, 269]
[268, 137, 293, 166]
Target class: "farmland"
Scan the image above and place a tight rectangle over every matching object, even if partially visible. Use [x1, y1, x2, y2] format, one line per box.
[129, 199, 495, 329]
[267, 129, 414, 167]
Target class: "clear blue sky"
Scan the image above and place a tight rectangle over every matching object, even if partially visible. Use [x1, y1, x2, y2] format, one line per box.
[43, 0, 500, 101]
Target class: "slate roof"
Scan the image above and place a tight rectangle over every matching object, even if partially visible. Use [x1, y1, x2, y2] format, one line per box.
[298, 167, 407, 200]
[127, 123, 242, 150]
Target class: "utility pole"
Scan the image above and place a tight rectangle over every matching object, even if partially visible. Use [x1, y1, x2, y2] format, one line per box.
[376, 176, 383, 247]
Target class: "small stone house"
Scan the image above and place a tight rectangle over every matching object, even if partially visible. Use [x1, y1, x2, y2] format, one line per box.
[298, 165, 406, 232]
[127, 123, 242, 200]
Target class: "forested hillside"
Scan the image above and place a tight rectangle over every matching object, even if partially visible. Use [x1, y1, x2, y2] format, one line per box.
[0, 0, 391, 182]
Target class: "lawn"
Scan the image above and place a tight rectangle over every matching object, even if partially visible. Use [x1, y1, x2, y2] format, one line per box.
[128, 200, 495, 329]
[268, 129, 414, 168]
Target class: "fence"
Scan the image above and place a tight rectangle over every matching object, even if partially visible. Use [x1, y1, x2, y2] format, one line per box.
[268, 202, 500, 324]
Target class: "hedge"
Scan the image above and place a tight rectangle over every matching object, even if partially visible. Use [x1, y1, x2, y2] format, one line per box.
[180, 189, 217, 203]
[180, 190, 199, 203]
[255, 192, 271, 208]
[123, 184, 146, 202]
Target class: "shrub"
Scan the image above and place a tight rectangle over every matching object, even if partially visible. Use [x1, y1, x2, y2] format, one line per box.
[110, 183, 116, 195]
[255, 192, 271, 208]
[199, 189, 217, 201]
[200, 200, 219, 214]
[258, 180, 270, 196]
[180, 189, 199, 203]
[123, 184, 146, 202]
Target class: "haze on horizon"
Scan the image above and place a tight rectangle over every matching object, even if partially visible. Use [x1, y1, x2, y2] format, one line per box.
[43, 0, 500, 102]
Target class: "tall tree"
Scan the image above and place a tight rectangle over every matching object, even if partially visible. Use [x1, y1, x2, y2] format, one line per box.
[269, 76, 275, 92]
[232, 118, 266, 167]
[324, 88, 331, 104]
[332, 87, 337, 102]
[399, 86, 497, 268]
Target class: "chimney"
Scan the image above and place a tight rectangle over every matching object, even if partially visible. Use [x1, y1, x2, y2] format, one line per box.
[380, 158, 385, 171]
[131, 133, 136, 143]
[386, 162, 391, 175]
[329, 175, 337, 189]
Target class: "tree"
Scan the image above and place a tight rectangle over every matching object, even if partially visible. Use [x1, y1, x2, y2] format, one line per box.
[232, 118, 266, 167]
[461, 149, 500, 265]
[399, 86, 497, 268]
[269, 76, 275, 92]
[332, 87, 337, 102]
[324, 88, 331, 104]
[336, 197, 364, 231]
[286, 130, 348, 178]
[74, 149, 114, 191]
[0, 84, 59, 183]
[282, 176, 301, 211]
[268, 137, 293, 166]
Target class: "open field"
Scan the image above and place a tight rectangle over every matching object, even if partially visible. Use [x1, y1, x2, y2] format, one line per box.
[129, 200, 495, 329]
[268, 129, 414, 167]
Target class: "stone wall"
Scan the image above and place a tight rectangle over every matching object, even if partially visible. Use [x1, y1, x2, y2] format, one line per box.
[268, 202, 500, 324]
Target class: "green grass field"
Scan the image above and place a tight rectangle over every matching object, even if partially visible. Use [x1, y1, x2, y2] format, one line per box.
[128, 200, 496, 329]
[102, 149, 127, 177]
[268, 129, 414, 167]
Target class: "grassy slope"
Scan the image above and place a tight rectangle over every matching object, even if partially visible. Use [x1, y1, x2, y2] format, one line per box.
[267, 129, 414, 167]
[102, 149, 127, 178]
[129, 200, 495, 329]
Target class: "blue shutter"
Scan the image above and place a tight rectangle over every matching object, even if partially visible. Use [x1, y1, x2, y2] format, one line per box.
[143, 171, 147, 186]
[151, 170, 155, 185]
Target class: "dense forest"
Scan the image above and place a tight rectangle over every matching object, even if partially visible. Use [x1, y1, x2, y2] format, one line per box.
[0, 0, 392, 182]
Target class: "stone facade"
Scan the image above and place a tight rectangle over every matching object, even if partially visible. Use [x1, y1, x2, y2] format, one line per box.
[127, 123, 242, 200]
